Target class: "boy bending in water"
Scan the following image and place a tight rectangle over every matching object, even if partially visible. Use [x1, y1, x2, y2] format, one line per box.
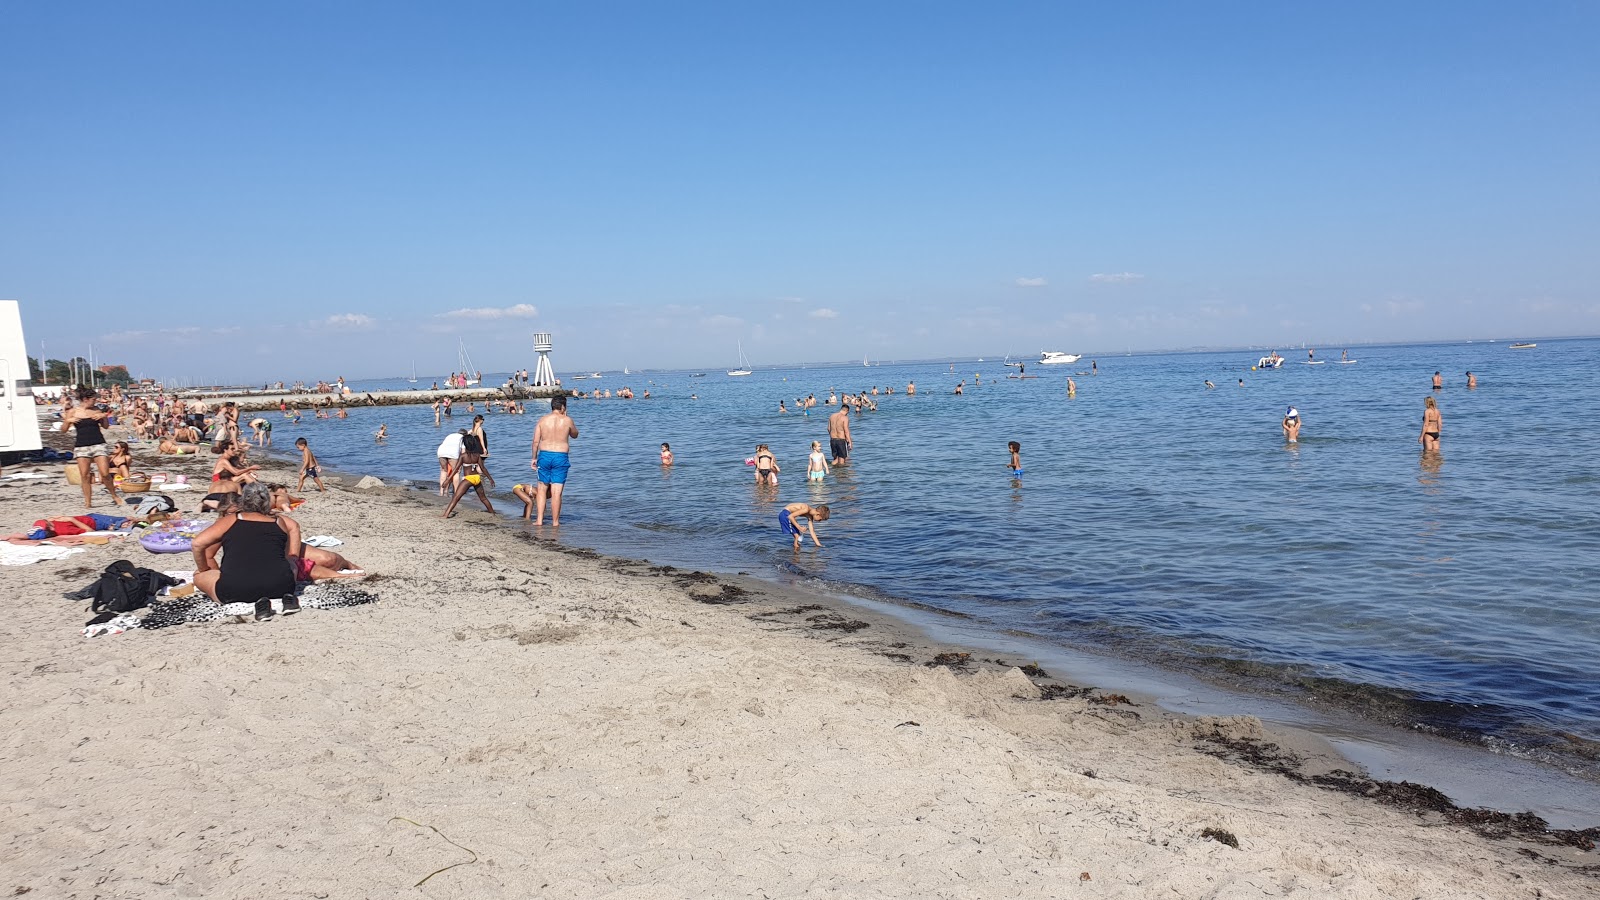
[779, 502, 829, 551]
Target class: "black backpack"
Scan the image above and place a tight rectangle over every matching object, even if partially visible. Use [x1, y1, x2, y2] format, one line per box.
[89, 561, 181, 614]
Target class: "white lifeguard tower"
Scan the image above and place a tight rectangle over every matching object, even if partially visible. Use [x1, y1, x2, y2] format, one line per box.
[532, 332, 557, 387]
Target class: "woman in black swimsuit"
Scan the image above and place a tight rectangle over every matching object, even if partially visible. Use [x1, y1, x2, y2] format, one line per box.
[61, 388, 122, 508]
[192, 483, 301, 604]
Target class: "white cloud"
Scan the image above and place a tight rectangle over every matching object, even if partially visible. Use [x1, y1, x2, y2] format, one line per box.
[324, 313, 375, 329]
[702, 314, 743, 328]
[442, 303, 539, 320]
[809, 308, 839, 319]
[1014, 277, 1047, 288]
[1089, 272, 1145, 284]
[100, 326, 201, 344]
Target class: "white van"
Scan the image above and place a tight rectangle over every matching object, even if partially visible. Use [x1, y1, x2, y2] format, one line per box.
[1, 300, 45, 454]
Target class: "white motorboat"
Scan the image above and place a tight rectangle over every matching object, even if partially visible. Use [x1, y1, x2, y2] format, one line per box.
[1038, 351, 1081, 365]
[1257, 353, 1286, 369]
[1509, 342, 1537, 350]
[728, 340, 753, 376]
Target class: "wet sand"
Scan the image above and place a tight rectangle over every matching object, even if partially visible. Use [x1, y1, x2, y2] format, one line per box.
[1, 448, 1596, 898]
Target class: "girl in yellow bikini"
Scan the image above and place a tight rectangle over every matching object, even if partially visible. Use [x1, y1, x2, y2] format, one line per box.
[442, 434, 495, 518]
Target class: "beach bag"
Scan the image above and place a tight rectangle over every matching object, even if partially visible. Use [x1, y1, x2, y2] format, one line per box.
[89, 560, 181, 614]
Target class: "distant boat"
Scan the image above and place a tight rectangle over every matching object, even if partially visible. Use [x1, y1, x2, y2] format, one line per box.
[624, 365, 630, 375]
[571, 374, 589, 380]
[1509, 342, 1537, 350]
[728, 340, 753, 377]
[1257, 353, 1286, 369]
[408, 360, 417, 383]
[590, 372, 603, 379]
[1038, 351, 1081, 365]
[458, 341, 480, 386]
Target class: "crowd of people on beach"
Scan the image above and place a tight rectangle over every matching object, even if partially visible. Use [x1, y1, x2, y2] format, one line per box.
[6, 383, 372, 615]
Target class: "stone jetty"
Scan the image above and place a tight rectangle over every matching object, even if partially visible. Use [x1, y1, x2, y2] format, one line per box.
[173, 384, 561, 413]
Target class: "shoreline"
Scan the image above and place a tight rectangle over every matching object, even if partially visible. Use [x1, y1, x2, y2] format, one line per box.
[244, 433, 1600, 826]
[5, 442, 1600, 894]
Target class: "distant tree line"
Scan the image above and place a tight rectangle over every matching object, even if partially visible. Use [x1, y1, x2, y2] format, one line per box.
[27, 356, 132, 385]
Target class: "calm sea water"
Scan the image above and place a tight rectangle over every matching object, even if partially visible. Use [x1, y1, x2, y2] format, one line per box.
[263, 340, 1600, 773]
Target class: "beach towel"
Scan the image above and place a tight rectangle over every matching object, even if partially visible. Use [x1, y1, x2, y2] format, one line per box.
[114, 583, 380, 632]
[2, 544, 86, 566]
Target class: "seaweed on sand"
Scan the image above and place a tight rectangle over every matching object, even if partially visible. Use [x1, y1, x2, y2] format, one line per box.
[805, 613, 870, 633]
[1196, 733, 1600, 851]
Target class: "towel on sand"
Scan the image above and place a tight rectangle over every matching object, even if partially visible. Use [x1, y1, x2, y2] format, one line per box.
[2, 544, 86, 566]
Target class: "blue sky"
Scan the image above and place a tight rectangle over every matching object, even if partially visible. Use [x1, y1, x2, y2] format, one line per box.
[3, 1, 1596, 382]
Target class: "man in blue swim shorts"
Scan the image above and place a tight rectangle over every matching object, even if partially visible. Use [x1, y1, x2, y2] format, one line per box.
[530, 394, 579, 526]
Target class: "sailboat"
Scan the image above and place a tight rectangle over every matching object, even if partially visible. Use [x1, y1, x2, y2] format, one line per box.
[408, 360, 417, 384]
[863, 353, 870, 367]
[458, 341, 479, 386]
[728, 340, 753, 377]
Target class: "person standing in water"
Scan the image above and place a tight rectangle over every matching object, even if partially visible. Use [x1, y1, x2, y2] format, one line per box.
[1466, 371, 1478, 389]
[806, 441, 829, 482]
[1008, 441, 1023, 476]
[1432, 371, 1443, 390]
[828, 402, 852, 466]
[1420, 396, 1442, 451]
[1282, 407, 1302, 443]
[531, 394, 579, 526]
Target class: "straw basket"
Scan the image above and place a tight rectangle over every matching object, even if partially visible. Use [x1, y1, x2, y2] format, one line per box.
[120, 474, 152, 493]
[64, 463, 85, 485]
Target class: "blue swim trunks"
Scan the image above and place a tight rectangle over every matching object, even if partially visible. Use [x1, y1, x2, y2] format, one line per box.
[778, 509, 800, 537]
[536, 450, 570, 485]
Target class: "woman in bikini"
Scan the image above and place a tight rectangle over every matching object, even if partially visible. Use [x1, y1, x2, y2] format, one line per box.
[753, 444, 779, 485]
[107, 441, 134, 481]
[442, 434, 495, 517]
[1419, 396, 1442, 451]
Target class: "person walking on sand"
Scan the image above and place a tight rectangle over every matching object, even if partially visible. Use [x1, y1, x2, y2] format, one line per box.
[531, 394, 579, 526]
[61, 388, 122, 509]
[442, 434, 494, 518]
[779, 502, 829, 551]
[1420, 396, 1442, 451]
[828, 402, 852, 465]
[295, 437, 326, 492]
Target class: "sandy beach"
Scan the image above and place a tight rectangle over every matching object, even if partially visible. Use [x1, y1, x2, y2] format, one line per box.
[2, 446, 1596, 898]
